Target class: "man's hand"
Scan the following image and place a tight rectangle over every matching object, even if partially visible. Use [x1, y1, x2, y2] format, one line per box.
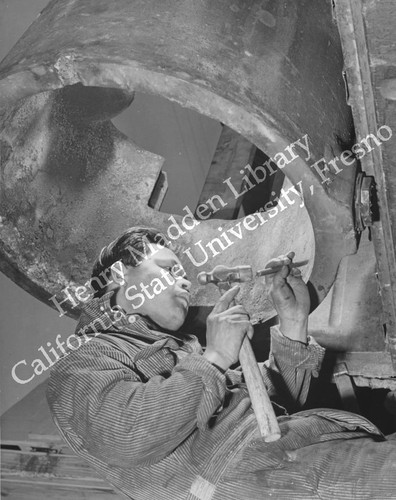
[203, 286, 254, 371]
[265, 251, 310, 343]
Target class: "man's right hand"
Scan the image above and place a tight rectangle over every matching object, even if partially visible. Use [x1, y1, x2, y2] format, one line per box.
[265, 251, 310, 343]
[203, 286, 253, 371]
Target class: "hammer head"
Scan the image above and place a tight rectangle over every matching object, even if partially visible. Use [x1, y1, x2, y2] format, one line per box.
[197, 265, 253, 285]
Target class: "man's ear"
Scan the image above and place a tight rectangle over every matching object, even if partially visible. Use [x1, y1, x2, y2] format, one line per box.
[110, 260, 127, 286]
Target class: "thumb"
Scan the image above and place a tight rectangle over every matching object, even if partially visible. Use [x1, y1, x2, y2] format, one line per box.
[290, 266, 302, 277]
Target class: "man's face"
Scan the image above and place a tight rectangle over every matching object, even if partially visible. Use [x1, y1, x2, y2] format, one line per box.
[119, 245, 192, 331]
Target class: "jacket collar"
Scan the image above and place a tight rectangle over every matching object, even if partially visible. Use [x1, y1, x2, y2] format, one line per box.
[77, 290, 190, 346]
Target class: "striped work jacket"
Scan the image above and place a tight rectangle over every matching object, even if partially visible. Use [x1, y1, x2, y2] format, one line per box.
[47, 292, 396, 500]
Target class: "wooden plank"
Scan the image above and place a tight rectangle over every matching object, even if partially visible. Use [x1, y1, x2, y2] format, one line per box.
[2, 448, 101, 478]
[196, 124, 256, 219]
[1, 447, 121, 497]
[1, 480, 119, 499]
[1, 434, 121, 497]
[1, 388, 122, 498]
[333, 363, 361, 414]
[337, 351, 396, 378]
[1, 438, 66, 451]
[239, 148, 284, 217]
[196, 125, 285, 220]
[362, 0, 396, 368]
[336, 351, 396, 389]
[333, 0, 396, 370]
[1, 476, 115, 492]
[148, 170, 168, 210]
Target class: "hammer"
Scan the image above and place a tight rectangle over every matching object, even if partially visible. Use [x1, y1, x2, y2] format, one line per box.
[197, 265, 281, 442]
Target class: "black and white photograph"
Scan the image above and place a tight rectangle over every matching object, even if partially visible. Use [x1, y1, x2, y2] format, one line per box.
[1, 1, 396, 498]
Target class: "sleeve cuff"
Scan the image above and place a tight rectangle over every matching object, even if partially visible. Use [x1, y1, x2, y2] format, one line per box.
[270, 324, 325, 373]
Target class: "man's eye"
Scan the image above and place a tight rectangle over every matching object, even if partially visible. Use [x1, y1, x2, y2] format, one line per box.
[162, 266, 175, 275]
[163, 265, 188, 280]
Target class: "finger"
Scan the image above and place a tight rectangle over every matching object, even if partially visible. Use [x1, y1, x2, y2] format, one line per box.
[270, 270, 296, 301]
[264, 254, 290, 270]
[218, 304, 249, 316]
[286, 272, 307, 292]
[212, 285, 240, 313]
[246, 322, 254, 340]
[264, 256, 293, 279]
[264, 251, 296, 269]
[264, 262, 290, 287]
[273, 264, 290, 283]
[286, 251, 295, 261]
[228, 318, 252, 329]
[271, 280, 294, 303]
[264, 253, 299, 288]
[226, 314, 250, 324]
[290, 267, 302, 278]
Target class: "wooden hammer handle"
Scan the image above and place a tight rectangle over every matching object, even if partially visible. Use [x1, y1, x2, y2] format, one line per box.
[239, 337, 281, 441]
[216, 285, 281, 441]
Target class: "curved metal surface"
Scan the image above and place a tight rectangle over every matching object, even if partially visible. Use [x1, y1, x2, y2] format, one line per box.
[0, 0, 357, 319]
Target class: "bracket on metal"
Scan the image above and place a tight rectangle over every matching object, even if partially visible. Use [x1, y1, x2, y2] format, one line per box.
[354, 173, 376, 232]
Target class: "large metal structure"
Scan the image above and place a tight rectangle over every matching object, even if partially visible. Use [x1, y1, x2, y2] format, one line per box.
[1, 0, 395, 373]
[0, 0, 357, 321]
[2, 1, 396, 497]
[1, 0, 396, 367]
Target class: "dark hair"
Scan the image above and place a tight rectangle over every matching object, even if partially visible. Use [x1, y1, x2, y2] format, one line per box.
[90, 226, 167, 298]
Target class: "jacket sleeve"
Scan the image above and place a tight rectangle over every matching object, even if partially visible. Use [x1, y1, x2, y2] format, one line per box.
[47, 342, 226, 468]
[259, 325, 325, 412]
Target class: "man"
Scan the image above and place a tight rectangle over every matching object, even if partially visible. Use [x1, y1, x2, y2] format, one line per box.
[47, 227, 396, 500]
